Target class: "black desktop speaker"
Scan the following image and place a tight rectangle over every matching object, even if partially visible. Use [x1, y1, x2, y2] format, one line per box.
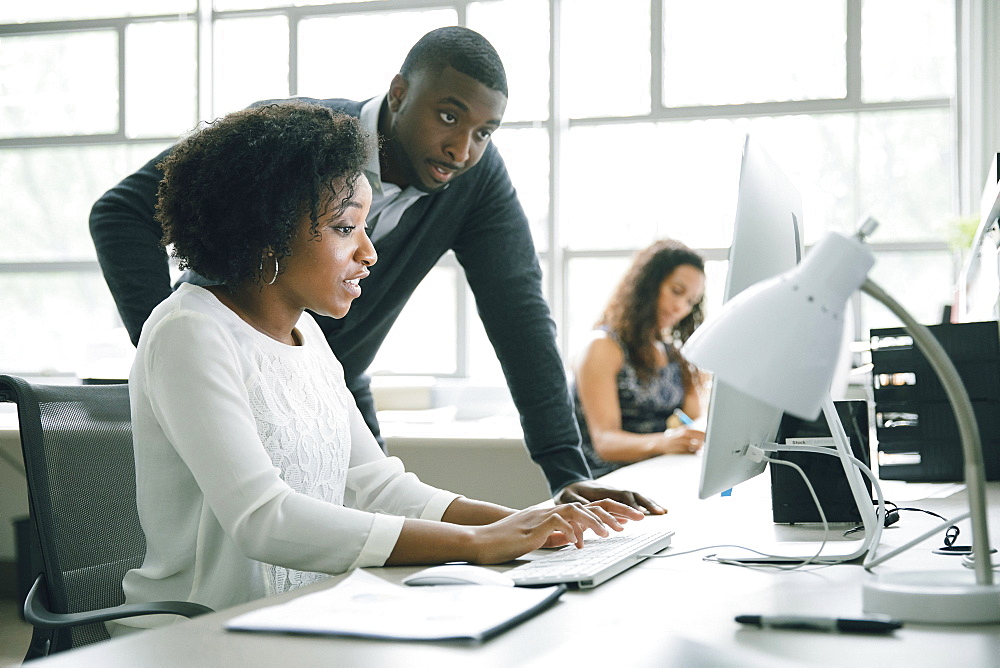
[770, 400, 872, 524]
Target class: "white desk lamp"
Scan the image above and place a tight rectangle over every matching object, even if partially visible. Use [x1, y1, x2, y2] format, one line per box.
[682, 219, 1000, 624]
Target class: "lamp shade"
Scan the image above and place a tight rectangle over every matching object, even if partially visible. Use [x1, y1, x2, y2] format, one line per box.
[682, 231, 875, 420]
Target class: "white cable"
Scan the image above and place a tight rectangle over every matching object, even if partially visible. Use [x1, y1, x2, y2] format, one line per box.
[640, 544, 839, 572]
[764, 443, 986, 571]
[646, 441, 888, 570]
[961, 551, 1000, 570]
[757, 455, 831, 570]
[645, 455, 836, 571]
[768, 442, 888, 568]
[864, 511, 972, 571]
[640, 544, 791, 559]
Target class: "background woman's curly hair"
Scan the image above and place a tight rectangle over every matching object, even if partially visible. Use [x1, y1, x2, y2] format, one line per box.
[598, 239, 706, 390]
[156, 101, 369, 286]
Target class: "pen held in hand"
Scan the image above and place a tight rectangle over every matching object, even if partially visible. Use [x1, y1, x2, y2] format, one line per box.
[672, 408, 694, 426]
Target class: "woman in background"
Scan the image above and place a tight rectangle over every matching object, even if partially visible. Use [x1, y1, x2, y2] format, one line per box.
[572, 239, 708, 477]
[118, 101, 639, 631]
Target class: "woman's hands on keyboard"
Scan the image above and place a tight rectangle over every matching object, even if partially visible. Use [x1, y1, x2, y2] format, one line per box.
[469, 499, 644, 565]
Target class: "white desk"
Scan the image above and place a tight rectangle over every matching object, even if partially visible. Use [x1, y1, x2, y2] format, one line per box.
[33, 455, 1000, 667]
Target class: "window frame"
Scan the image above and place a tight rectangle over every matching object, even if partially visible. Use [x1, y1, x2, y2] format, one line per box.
[2, 0, 997, 379]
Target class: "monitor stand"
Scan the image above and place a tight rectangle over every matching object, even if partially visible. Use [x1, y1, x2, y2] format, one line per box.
[714, 396, 883, 564]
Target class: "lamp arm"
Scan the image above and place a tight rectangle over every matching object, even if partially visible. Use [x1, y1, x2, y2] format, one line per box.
[861, 278, 992, 586]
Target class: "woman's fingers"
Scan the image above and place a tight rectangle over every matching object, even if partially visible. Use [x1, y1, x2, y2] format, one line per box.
[683, 427, 705, 453]
[542, 530, 573, 548]
[476, 498, 650, 563]
[578, 502, 626, 532]
[553, 502, 616, 544]
[585, 498, 644, 522]
[540, 509, 582, 546]
[663, 426, 705, 454]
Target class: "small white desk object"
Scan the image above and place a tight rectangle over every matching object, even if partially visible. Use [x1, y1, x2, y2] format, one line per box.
[31, 456, 1000, 667]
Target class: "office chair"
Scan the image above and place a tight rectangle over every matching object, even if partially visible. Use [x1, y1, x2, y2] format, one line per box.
[0, 375, 212, 660]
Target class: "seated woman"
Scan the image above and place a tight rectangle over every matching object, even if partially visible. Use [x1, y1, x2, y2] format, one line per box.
[571, 239, 708, 477]
[117, 102, 638, 631]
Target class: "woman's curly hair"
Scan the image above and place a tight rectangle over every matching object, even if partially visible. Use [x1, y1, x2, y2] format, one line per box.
[598, 239, 706, 390]
[156, 101, 370, 286]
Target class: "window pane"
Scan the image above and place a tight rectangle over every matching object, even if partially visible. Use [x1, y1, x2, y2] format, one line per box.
[298, 10, 456, 102]
[741, 109, 954, 244]
[492, 127, 549, 252]
[861, 0, 955, 102]
[562, 121, 745, 251]
[369, 266, 457, 375]
[740, 114, 858, 244]
[857, 108, 954, 241]
[0, 1, 194, 23]
[565, 256, 631, 361]
[126, 21, 198, 138]
[562, 0, 650, 118]
[663, 0, 847, 106]
[0, 272, 130, 376]
[0, 31, 119, 138]
[213, 16, 289, 117]
[866, 250, 955, 329]
[0, 144, 169, 262]
[468, 0, 549, 122]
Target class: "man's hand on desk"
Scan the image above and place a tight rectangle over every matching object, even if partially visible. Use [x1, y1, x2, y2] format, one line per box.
[556, 480, 666, 515]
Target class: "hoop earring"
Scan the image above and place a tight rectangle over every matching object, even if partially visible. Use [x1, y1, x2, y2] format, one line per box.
[259, 254, 279, 285]
[267, 255, 279, 285]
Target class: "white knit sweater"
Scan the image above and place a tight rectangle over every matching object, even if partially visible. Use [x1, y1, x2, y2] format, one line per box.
[116, 284, 458, 631]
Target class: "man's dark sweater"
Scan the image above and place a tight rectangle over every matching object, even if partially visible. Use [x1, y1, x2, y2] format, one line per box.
[89, 96, 592, 496]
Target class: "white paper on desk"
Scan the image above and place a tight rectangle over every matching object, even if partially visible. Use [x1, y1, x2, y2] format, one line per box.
[225, 569, 564, 642]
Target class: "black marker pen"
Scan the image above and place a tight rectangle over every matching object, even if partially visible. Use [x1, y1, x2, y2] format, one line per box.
[735, 614, 902, 634]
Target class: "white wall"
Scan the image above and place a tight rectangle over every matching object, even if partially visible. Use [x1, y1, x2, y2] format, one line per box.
[387, 435, 550, 509]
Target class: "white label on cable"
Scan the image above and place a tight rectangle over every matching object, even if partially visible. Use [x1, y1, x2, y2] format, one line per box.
[785, 437, 836, 447]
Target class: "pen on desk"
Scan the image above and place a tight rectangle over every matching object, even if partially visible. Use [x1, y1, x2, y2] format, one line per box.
[735, 614, 902, 635]
[672, 408, 694, 426]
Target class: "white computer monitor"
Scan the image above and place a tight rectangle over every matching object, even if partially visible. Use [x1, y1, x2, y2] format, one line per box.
[696, 135, 804, 499]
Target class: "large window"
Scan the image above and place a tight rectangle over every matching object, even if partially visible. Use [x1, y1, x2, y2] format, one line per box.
[1, 0, 994, 384]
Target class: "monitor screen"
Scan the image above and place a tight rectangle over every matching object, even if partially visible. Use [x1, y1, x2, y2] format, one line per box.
[696, 135, 804, 499]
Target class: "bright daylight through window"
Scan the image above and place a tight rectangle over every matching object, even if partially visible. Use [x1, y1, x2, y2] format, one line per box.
[0, 0, 974, 388]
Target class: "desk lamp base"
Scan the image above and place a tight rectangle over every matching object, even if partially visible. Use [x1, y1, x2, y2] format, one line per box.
[862, 570, 1000, 624]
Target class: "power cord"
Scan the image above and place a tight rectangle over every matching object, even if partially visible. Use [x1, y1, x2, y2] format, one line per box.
[643, 443, 889, 571]
[844, 502, 964, 553]
[642, 453, 837, 572]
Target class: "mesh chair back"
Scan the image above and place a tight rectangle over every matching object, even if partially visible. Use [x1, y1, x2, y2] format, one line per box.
[0, 376, 143, 651]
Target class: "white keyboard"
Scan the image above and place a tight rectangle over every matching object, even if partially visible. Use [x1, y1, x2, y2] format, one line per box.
[506, 529, 675, 589]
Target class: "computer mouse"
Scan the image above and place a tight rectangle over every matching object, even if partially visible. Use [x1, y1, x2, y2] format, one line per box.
[401, 564, 516, 587]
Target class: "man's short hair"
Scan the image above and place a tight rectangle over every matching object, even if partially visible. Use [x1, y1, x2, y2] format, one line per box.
[401, 26, 508, 97]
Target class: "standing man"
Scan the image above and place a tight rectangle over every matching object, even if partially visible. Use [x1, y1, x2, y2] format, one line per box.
[90, 26, 663, 513]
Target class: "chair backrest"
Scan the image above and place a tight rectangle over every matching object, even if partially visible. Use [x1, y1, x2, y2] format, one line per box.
[0, 375, 143, 652]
